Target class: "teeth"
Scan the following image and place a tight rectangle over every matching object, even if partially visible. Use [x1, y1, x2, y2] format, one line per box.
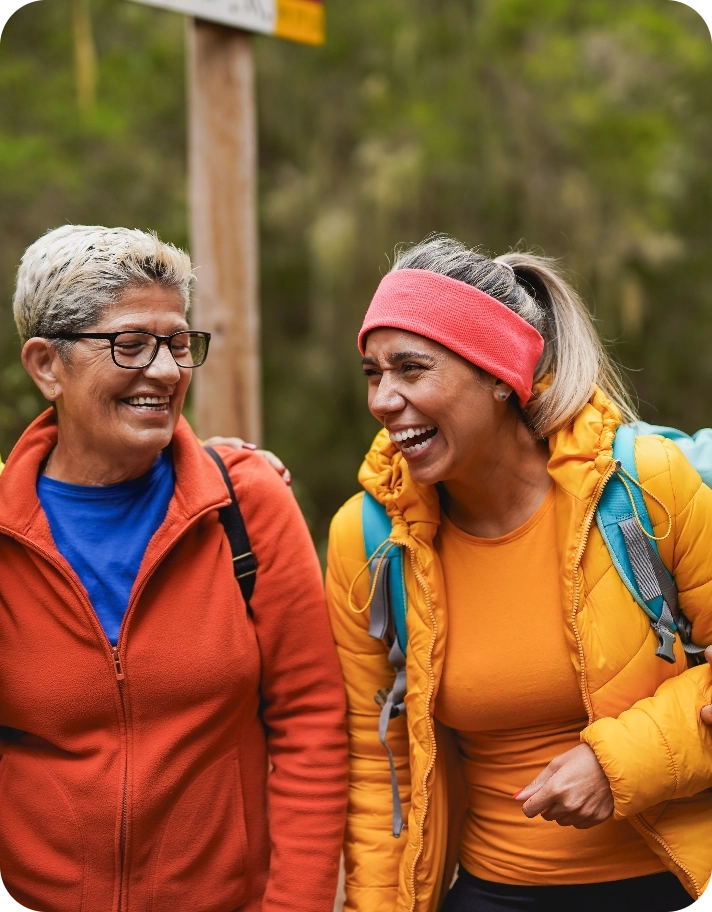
[389, 426, 435, 443]
[126, 396, 169, 406]
[403, 436, 434, 453]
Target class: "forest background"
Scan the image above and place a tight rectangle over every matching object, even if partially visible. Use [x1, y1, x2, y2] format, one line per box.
[0, 0, 711, 555]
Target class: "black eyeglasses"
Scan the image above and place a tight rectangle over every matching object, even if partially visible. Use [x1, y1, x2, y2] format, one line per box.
[45, 330, 211, 370]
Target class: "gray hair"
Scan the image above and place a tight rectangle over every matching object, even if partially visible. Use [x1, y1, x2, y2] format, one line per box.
[391, 234, 637, 437]
[13, 225, 194, 351]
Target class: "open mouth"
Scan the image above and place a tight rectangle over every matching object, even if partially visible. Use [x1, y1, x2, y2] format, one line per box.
[389, 425, 439, 454]
[122, 395, 170, 412]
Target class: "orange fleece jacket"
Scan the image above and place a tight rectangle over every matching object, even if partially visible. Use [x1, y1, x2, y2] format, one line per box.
[0, 409, 348, 912]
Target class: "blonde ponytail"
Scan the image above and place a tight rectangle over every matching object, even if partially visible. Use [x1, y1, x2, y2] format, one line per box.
[495, 251, 637, 436]
[392, 235, 637, 437]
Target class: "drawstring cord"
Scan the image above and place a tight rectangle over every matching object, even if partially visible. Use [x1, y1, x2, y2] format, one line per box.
[616, 463, 672, 542]
[348, 539, 396, 615]
[349, 465, 671, 612]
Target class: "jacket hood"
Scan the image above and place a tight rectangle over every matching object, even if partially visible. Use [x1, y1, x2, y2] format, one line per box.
[358, 386, 623, 528]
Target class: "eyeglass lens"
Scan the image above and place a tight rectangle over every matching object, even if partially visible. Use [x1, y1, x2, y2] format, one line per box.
[113, 332, 208, 369]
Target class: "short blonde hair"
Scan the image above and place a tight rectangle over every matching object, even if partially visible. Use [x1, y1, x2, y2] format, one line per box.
[13, 225, 194, 346]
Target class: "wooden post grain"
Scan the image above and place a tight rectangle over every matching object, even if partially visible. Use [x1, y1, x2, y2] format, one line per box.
[187, 19, 262, 444]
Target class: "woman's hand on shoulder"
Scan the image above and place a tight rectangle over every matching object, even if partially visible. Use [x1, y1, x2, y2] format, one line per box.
[514, 743, 614, 829]
[202, 436, 291, 486]
[701, 645, 712, 726]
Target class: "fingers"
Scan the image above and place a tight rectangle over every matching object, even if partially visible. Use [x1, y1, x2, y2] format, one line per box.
[258, 450, 286, 472]
[202, 436, 246, 449]
[516, 744, 614, 828]
[256, 450, 292, 486]
[701, 646, 712, 725]
[523, 781, 613, 827]
[521, 780, 559, 819]
[514, 762, 556, 804]
[201, 438, 292, 485]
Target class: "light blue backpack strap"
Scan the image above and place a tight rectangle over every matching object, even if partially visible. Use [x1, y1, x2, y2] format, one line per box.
[595, 425, 701, 663]
[362, 492, 409, 837]
[636, 422, 712, 488]
[596, 425, 661, 620]
[362, 491, 393, 559]
[613, 425, 660, 545]
[361, 492, 408, 654]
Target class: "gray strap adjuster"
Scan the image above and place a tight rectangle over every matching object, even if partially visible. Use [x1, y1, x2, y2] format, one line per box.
[619, 517, 704, 662]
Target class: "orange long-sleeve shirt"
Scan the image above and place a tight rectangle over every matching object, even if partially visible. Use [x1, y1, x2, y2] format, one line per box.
[435, 487, 664, 885]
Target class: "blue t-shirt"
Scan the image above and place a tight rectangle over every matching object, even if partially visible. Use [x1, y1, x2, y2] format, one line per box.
[37, 451, 175, 645]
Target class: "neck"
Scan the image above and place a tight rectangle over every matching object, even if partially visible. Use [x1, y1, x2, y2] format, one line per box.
[440, 418, 552, 538]
[44, 433, 160, 486]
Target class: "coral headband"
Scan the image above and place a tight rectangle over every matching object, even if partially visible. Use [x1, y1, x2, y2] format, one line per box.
[358, 269, 545, 406]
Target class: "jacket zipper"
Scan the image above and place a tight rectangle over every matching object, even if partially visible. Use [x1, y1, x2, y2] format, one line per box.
[403, 545, 438, 912]
[633, 812, 700, 898]
[0, 528, 133, 912]
[112, 647, 128, 912]
[569, 462, 698, 896]
[570, 462, 618, 723]
[0, 499, 227, 912]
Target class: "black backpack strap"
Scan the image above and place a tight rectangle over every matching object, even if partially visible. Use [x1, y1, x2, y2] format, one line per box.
[204, 446, 257, 612]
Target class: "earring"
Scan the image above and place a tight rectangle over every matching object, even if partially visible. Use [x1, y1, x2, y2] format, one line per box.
[49, 388, 55, 397]
[496, 390, 509, 401]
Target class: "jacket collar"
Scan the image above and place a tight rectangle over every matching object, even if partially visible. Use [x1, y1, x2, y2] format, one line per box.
[0, 409, 230, 545]
[358, 386, 622, 537]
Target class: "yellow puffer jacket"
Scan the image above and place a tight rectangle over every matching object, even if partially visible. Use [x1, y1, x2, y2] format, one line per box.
[326, 389, 712, 912]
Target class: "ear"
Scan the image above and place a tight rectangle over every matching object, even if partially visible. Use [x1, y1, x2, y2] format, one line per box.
[493, 379, 514, 402]
[22, 338, 66, 402]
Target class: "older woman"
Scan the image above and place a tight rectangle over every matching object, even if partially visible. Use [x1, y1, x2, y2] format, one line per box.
[0, 224, 348, 912]
[326, 236, 712, 912]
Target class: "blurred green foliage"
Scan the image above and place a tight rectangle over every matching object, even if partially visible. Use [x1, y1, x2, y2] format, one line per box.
[0, 0, 711, 548]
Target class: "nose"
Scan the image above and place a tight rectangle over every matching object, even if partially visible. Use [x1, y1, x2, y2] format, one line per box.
[369, 371, 407, 420]
[143, 339, 182, 384]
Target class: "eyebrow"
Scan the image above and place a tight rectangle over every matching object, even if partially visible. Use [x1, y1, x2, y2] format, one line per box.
[362, 350, 437, 367]
[110, 324, 189, 333]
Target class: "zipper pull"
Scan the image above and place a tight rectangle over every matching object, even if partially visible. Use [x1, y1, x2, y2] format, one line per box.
[112, 647, 125, 681]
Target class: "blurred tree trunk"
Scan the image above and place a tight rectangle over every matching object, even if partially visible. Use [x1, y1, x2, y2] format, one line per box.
[72, 0, 96, 117]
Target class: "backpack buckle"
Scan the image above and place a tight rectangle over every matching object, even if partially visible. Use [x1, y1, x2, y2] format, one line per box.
[374, 688, 405, 718]
[653, 623, 676, 664]
[374, 688, 390, 709]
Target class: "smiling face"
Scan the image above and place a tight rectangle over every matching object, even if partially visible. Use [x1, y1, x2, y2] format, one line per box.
[363, 328, 512, 487]
[34, 284, 192, 482]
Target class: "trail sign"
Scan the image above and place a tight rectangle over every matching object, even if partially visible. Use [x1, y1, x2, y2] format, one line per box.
[130, 0, 324, 45]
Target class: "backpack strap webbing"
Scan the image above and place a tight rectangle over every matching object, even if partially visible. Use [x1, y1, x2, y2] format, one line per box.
[204, 446, 258, 613]
[362, 492, 408, 838]
[596, 425, 703, 662]
[375, 637, 407, 838]
[617, 517, 678, 663]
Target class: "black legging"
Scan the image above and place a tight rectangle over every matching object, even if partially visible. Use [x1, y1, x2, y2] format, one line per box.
[441, 867, 695, 912]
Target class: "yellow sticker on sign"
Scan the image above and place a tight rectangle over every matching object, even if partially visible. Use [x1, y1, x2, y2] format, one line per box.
[127, 0, 324, 46]
[275, 0, 324, 46]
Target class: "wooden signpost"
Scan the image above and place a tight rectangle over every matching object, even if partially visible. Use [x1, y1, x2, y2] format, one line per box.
[129, 0, 324, 444]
